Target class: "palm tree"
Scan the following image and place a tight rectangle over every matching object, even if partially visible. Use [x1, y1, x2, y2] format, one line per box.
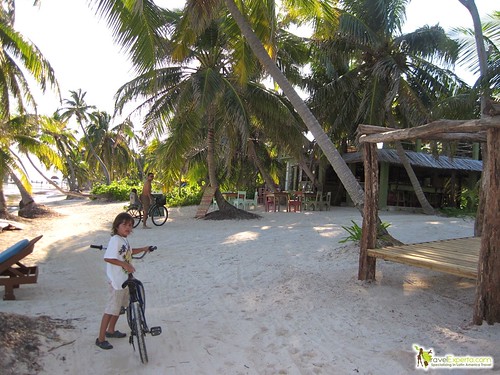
[452, 8, 499, 240]
[40, 114, 83, 192]
[1, 114, 65, 217]
[86, 110, 134, 180]
[188, 0, 367, 209]
[0, 3, 58, 218]
[58, 89, 111, 184]
[454, 2, 500, 326]
[88, 0, 367, 210]
[307, 0, 466, 213]
[113, 10, 308, 217]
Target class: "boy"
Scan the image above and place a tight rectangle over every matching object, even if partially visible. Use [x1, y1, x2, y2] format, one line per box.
[95, 212, 152, 350]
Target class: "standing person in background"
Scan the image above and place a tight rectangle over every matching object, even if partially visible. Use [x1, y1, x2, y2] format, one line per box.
[140, 173, 154, 229]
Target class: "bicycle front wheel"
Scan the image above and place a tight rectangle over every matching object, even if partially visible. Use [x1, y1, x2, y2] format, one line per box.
[151, 205, 168, 226]
[131, 302, 148, 363]
[127, 207, 142, 228]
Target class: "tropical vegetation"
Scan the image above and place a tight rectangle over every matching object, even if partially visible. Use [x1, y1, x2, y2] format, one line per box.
[1, 0, 498, 220]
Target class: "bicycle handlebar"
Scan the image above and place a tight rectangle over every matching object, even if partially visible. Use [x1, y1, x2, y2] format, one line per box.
[90, 244, 157, 259]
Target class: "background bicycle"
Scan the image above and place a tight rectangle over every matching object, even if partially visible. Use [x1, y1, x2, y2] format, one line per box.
[127, 194, 168, 228]
[91, 244, 162, 364]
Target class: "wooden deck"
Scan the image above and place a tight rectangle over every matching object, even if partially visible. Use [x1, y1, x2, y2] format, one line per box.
[367, 237, 480, 279]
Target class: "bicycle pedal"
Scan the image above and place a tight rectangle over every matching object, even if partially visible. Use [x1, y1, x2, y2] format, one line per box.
[150, 326, 162, 336]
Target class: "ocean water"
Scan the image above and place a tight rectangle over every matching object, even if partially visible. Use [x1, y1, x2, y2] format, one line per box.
[3, 181, 66, 208]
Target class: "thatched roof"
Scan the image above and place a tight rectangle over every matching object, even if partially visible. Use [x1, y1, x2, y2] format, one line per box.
[343, 149, 482, 172]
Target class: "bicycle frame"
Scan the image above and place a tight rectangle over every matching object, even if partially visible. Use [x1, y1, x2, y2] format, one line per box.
[91, 244, 161, 364]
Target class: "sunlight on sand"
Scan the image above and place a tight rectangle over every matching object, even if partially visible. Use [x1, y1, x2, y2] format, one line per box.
[222, 231, 259, 244]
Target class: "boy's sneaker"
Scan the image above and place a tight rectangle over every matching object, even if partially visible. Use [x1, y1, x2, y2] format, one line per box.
[106, 330, 127, 338]
[95, 338, 113, 349]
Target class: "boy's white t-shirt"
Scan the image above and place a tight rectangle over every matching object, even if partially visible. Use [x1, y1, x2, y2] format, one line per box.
[104, 235, 132, 290]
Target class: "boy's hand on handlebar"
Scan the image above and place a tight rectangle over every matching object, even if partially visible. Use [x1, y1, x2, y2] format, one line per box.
[148, 245, 157, 252]
[125, 264, 136, 273]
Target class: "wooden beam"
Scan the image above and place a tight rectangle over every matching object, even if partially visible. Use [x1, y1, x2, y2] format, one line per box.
[357, 116, 500, 144]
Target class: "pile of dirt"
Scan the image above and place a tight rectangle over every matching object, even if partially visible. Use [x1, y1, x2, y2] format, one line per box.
[0, 312, 74, 375]
[18, 203, 61, 219]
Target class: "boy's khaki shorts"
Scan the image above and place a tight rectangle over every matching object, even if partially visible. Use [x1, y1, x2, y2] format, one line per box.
[104, 283, 129, 315]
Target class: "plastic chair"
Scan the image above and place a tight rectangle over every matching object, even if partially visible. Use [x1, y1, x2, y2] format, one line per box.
[244, 191, 258, 210]
[234, 191, 247, 209]
[318, 192, 332, 211]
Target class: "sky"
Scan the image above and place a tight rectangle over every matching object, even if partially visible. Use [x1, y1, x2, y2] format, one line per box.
[14, 0, 497, 125]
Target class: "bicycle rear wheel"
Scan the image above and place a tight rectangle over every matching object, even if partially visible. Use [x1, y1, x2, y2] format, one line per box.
[151, 205, 168, 226]
[127, 207, 142, 228]
[131, 301, 148, 363]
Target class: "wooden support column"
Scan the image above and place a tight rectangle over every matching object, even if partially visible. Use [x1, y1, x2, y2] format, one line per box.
[358, 143, 378, 281]
[378, 162, 389, 209]
[473, 128, 500, 324]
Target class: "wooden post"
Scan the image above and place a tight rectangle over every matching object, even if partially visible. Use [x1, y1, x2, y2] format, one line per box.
[473, 128, 500, 324]
[359, 143, 378, 281]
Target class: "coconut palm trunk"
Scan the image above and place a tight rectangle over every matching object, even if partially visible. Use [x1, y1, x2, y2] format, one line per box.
[0, 183, 10, 219]
[459, 0, 500, 325]
[9, 172, 34, 208]
[459, 0, 490, 237]
[247, 139, 277, 192]
[224, 0, 365, 210]
[394, 142, 435, 214]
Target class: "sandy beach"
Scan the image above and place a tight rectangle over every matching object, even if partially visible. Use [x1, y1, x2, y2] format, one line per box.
[0, 198, 499, 374]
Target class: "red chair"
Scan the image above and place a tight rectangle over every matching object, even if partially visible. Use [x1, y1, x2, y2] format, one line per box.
[265, 193, 279, 212]
[287, 192, 304, 212]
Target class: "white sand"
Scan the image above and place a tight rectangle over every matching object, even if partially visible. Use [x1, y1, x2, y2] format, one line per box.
[0, 199, 499, 374]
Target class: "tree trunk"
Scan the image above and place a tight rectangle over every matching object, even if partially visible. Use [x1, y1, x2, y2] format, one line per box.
[224, 0, 365, 210]
[9, 172, 34, 208]
[205, 112, 256, 219]
[459, 0, 489, 236]
[25, 155, 87, 199]
[297, 156, 318, 190]
[247, 139, 277, 192]
[473, 128, 500, 325]
[395, 142, 435, 214]
[359, 143, 378, 281]
[79, 121, 111, 185]
[0, 183, 13, 219]
[474, 143, 487, 236]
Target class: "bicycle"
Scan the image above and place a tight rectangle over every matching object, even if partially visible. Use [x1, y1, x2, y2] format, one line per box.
[127, 194, 168, 228]
[91, 244, 162, 364]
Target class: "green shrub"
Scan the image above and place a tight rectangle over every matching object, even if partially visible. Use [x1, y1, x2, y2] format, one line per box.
[164, 184, 203, 207]
[91, 180, 204, 207]
[339, 220, 391, 244]
[91, 180, 140, 201]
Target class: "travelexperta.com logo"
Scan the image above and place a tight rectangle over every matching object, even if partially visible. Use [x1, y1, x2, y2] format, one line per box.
[413, 344, 493, 370]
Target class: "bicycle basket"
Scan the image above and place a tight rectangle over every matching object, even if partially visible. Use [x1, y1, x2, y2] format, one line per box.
[155, 195, 166, 206]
